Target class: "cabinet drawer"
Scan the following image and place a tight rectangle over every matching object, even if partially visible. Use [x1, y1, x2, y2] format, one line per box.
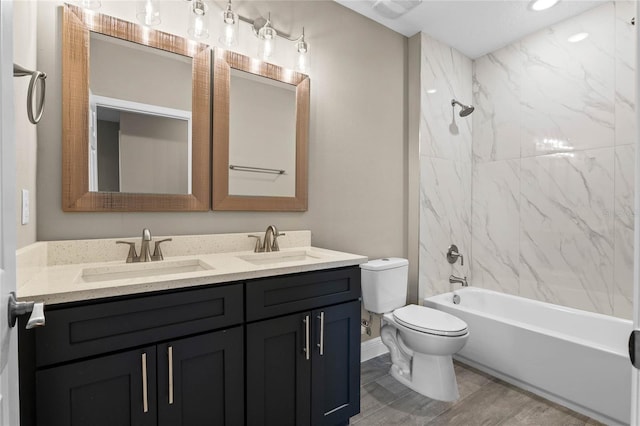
[246, 267, 360, 322]
[34, 283, 243, 367]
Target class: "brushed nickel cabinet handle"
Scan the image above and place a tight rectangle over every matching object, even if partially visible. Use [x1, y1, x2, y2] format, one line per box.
[317, 311, 325, 356]
[142, 352, 149, 413]
[168, 346, 174, 405]
[303, 315, 310, 361]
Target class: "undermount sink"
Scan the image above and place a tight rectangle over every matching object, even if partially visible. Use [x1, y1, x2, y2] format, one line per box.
[237, 250, 323, 266]
[80, 258, 214, 283]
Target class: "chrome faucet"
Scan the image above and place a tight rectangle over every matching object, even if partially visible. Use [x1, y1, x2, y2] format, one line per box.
[248, 225, 286, 253]
[449, 275, 468, 287]
[116, 228, 171, 263]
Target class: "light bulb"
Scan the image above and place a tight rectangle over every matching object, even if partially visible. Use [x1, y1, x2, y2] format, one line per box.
[297, 51, 308, 73]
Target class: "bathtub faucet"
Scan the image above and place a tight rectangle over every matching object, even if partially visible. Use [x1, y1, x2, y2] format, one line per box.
[449, 275, 468, 287]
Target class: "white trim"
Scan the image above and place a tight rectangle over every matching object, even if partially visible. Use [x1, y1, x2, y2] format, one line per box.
[0, 0, 19, 423]
[360, 337, 388, 362]
[91, 94, 191, 122]
[632, 0, 640, 424]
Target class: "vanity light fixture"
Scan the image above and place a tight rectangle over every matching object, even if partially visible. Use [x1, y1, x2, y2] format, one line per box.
[567, 32, 589, 43]
[136, 0, 161, 27]
[530, 0, 560, 11]
[188, 0, 210, 39]
[220, 0, 310, 72]
[219, 0, 239, 47]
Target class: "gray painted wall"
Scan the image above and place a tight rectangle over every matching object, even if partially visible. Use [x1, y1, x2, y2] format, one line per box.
[35, 1, 409, 271]
[15, 0, 38, 249]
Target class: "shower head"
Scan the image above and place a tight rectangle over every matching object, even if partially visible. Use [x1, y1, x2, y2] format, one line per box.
[451, 99, 475, 117]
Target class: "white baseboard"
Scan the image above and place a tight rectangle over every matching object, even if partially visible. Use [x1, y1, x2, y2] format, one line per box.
[361, 337, 388, 362]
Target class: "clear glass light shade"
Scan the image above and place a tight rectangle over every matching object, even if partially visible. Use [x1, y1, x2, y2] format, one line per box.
[258, 25, 276, 60]
[188, 0, 210, 39]
[296, 40, 309, 73]
[136, 0, 161, 27]
[297, 51, 309, 73]
[219, 8, 239, 46]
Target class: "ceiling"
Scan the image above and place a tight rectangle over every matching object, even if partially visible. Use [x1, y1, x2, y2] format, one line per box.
[335, 0, 608, 58]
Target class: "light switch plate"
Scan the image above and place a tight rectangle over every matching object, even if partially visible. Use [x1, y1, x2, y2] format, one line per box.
[21, 189, 29, 225]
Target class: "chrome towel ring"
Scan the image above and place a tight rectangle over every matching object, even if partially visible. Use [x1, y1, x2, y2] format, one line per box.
[13, 63, 46, 124]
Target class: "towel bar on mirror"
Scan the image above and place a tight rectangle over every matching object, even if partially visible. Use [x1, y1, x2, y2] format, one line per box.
[13, 63, 47, 124]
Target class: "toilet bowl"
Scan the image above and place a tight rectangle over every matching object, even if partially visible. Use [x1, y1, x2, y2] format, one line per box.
[360, 258, 468, 401]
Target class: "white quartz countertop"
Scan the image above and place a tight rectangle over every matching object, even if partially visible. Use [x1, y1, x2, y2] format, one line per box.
[17, 232, 367, 305]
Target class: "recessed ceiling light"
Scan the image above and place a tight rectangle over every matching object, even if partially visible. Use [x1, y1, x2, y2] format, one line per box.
[567, 32, 589, 43]
[530, 0, 560, 12]
[426, 88, 437, 94]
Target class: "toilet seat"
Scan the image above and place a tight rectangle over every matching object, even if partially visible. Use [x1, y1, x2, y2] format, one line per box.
[393, 304, 467, 337]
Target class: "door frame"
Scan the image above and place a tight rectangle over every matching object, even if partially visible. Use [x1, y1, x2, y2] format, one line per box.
[0, 0, 20, 424]
[632, 1, 640, 423]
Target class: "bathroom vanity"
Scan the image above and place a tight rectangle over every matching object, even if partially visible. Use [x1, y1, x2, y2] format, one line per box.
[16, 231, 365, 426]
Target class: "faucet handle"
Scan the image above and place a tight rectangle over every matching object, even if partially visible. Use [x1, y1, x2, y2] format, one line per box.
[116, 241, 138, 263]
[272, 232, 286, 252]
[248, 235, 263, 253]
[152, 238, 172, 261]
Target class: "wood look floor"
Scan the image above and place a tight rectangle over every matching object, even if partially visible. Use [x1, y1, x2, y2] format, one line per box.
[352, 354, 603, 426]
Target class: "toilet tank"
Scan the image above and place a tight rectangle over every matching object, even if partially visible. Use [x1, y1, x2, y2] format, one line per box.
[360, 258, 409, 314]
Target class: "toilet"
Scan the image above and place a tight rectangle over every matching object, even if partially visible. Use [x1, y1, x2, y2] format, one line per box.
[360, 258, 468, 401]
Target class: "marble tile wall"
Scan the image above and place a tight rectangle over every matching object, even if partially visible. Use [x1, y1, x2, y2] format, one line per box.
[418, 33, 473, 300]
[470, 1, 636, 319]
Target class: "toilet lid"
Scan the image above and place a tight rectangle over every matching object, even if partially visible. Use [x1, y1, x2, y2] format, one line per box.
[393, 304, 468, 337]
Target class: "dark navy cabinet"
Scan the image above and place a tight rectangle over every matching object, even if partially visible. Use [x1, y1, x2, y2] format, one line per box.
[246, 267, 361, 426]
[19, 266, 361, 426]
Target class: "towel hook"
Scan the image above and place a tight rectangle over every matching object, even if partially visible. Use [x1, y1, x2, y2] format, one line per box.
[13, 63, 47, 124]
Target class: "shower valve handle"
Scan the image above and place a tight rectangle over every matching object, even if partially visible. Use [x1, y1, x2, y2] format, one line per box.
[447, 244, 464, 266]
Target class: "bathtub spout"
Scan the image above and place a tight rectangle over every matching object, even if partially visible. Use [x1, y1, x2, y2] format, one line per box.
[449, 275, 468, 287]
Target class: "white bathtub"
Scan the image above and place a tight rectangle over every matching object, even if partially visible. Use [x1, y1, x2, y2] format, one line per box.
[424, 287, 633, 426]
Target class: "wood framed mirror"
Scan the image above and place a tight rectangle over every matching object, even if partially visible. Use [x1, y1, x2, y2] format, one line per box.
[62, 4, 211, 211]
[212, 48, 309, 211]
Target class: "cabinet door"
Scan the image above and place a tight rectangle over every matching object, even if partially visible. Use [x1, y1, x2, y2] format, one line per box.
[36, 346, 157, 426]
[246, 312, 312, 426]
[158, 327, 244, 426]
[311, 301, 361, 425]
